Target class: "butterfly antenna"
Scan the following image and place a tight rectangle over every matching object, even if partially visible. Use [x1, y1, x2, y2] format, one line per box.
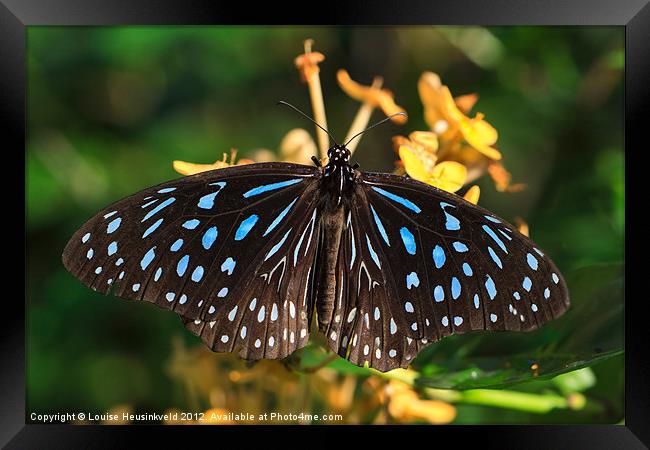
[344, 112, 407, 147]
[277, 101, 339, 146]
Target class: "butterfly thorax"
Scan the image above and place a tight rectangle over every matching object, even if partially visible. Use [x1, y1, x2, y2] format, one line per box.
[322, 144, 355, 209]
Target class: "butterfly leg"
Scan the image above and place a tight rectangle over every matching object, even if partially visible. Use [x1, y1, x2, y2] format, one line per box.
[311, 156, 322, 167]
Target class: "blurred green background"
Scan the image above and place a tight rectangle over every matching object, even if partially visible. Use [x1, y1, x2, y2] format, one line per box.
[27, 26, 624, 424]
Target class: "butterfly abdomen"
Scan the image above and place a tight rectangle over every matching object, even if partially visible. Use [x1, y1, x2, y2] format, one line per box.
[315, 206, 346, 331]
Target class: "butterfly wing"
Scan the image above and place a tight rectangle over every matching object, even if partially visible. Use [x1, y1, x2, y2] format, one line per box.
[323, 171, 570, 371]
[63, 162, 323, 359]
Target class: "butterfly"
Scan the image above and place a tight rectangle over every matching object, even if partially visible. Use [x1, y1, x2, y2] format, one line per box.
[62, 106, 570, 372]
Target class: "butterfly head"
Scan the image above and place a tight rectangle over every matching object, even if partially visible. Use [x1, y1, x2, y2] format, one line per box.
[327, 144, 351, 165]
[323, 144, 356, 207]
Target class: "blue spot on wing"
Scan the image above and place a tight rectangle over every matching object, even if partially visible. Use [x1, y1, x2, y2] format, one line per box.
[177, 255, 189, 276]
[182, 219, 200, 230]
[191, 266, 204, 282]
[141, 199, 158, 209]
[434, 285, 445, 302]
[451, 277, 461, 299]
[170, 239, 183, 252]
[243, 179, 302, 198]
[197, 182, 226, 209]
[526, 253, 539, 270]
[365, 234, 381, 269]
[141, 247, 156, 270]
[406, 272, 420, 289]
[432, 245, 446, 268]
[198, 192, 219, 209]
[107, 217, 122, 234]
[371, 186, 421, 213]
[221, 257, 236, 275]
[487, 246, 503, 269]
[453, 241, 468, 252]
[202, 226, 218, 250]
[264, 198, 298, 236]
[370, 205, 390, 246]
[482, 225, 508, 253]
[142, 197, 175, 222]
[399, 227, 416, 255]
[440, 202, 460, 230]
[235, 214, 259, 240]
[485, 275, 497, 300]
[142, 218, 163, 238]
[265, 228, 292, 261]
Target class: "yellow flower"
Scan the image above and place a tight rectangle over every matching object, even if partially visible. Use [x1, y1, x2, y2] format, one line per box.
[399, 144, 467, 193]
[393, 131, 439, 174]
[418, 71, 501, 161]
[173, 149, 254, 176]
[384, 380, 456, 424]
[463, 185, 481, 204]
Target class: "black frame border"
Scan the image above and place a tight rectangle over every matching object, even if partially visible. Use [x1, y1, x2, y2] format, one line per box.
[5, 0, 646, 447]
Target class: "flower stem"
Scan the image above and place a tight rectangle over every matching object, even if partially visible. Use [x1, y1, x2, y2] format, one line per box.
[368, 366, 589, 414]
[303, 40, 330, 160]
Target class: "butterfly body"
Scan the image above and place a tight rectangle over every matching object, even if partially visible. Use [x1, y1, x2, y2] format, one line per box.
[63, 144, 570, 372]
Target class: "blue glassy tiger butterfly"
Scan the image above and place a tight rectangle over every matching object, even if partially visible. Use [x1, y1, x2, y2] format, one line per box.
[63, 102, 569, 372]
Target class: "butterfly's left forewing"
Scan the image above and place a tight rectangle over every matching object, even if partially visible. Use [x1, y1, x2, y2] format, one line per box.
[63, 163, 323, 359]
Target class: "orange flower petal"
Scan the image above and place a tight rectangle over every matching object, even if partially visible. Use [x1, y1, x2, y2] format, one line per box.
[487, 160, 527, 191]
[338, 69, 407, 124]
[455, 93, 479, 114]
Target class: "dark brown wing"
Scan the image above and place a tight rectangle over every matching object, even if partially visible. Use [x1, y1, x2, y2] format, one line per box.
[63, 162, 323, 359]
[323, 171, 570, 372]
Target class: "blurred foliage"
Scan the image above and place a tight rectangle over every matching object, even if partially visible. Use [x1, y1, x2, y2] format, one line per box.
[27, 26, 623, 424]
